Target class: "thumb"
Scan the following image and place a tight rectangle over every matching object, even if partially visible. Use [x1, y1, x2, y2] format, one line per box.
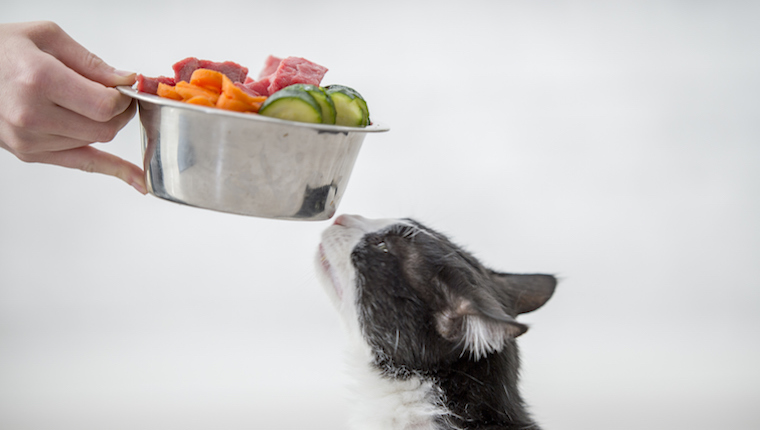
[31, 21, 135, 87]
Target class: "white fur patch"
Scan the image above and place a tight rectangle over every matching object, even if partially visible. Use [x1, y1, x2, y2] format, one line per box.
[435, 297, 510, 361]
[344, 340, 454, 430]
[462, 315, 508, 360]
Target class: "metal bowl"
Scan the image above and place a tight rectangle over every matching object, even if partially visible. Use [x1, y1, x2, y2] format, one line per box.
[118, 86, 389, 220]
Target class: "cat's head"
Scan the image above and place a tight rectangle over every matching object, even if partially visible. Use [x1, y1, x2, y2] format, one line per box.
[316, 214, 556, 371]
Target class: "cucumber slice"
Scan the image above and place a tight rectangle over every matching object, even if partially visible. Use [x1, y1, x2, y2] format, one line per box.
[286, 84, 336, 125]
[259, 88, 322, 124]
[324, 85, 369, 127]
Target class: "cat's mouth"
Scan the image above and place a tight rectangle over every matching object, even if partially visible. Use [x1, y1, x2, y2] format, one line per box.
[318, 244, 344, 302]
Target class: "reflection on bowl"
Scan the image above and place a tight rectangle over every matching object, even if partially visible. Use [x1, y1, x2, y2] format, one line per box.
[118, 86, 389, 221]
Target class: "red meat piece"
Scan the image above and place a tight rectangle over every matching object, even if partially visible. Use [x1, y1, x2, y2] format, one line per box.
[258, 55, 282, 79]
[235, 82, 263, 97]
[267, 57, 328, 95]
[171, 57, 199, 83]
[136, 74, 175, 95]
[243, 76, 272, 97]
[172, 57, 249, 83]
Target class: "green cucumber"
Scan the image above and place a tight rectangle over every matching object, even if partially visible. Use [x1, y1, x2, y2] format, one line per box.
[286, 84, 336, 125]
[324, 85, 369, 127]
[259, 88, 322, 124]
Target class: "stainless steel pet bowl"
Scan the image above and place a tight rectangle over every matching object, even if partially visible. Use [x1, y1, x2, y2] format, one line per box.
[118, 86, 389, 220]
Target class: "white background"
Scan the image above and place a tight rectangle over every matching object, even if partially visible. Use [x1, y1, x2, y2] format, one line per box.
[2, 1, 758, 429]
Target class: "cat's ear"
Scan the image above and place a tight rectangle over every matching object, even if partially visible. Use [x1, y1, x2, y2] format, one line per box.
[491, 272, 557, 315]
[434, 273, 556, 359]
[435, 293, 529, 360]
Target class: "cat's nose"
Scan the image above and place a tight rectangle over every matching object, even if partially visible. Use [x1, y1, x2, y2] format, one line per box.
[333, 214, 362, 226]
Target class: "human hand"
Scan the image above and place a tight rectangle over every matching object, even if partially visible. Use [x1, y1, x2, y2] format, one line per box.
[0, 21, 146, 194]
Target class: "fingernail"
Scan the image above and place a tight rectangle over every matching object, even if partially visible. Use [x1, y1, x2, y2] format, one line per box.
[114, 69, 136, 77]
[131, 180, 148, 195]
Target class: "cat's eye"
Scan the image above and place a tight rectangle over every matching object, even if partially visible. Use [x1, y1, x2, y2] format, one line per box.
[375, 241, 389, 253]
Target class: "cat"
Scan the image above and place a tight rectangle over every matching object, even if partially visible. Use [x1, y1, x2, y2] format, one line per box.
[316, 214, 557, 430]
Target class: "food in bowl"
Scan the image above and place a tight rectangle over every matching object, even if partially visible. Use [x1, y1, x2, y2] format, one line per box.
[136, 56, 370, 127]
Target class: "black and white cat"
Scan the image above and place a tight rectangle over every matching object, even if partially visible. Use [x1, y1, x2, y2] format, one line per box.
[316, 214, 557, 430]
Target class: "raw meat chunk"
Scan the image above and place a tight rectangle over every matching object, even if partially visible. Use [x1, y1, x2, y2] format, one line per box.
[172, 57, 249, 84]
[136, 75, 175, 95]
[258, 55, 282, 79]
[266, 57, 328, 95]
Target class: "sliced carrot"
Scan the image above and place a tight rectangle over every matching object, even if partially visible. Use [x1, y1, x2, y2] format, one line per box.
[155, 69, 267, 113]
[189, 69, 223, 94]
[216, 95, 262, 113]
[174, 81, 220, 104]
[216, 95, 248, 112]
[185, 95, 216, 107]
[219, 75, 267, 112]
[157, 83, 183, 101]
[250, 100, 265, 112]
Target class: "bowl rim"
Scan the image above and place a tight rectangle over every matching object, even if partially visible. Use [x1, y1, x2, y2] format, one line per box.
[117, 85, 390, 133]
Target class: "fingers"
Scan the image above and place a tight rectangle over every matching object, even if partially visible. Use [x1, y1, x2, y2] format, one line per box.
[0, 81, 143, 195]
[1, 130, 147, 196]
[45, 68, 134, 123]
[16, 39, 135, 124]
[23, 145, 147, 195]
[26, 21, 136, 88]
[47, 69, 132, 122]
[20, 22, 135, 123]
[0, 21, 144, 194]
[4, 99, 137, 154]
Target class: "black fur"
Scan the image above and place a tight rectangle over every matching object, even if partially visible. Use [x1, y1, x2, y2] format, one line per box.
[349, 219, 555, 430]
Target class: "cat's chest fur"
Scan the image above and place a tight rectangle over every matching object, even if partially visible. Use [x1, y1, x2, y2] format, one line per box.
[344, 341, 448, 430]
[317, 215, 556, 430]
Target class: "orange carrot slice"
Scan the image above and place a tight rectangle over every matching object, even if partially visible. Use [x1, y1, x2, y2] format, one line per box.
[218, 75, 266, 113]
[155, 69, 268, 113]
[157, 83, 183, 101]
[216, 95, 264, 113]
[216, 96, 249, 112]
[185, 96, 216, 107]
[174, 81, 220, 104]
[189, 69, 223, 94]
